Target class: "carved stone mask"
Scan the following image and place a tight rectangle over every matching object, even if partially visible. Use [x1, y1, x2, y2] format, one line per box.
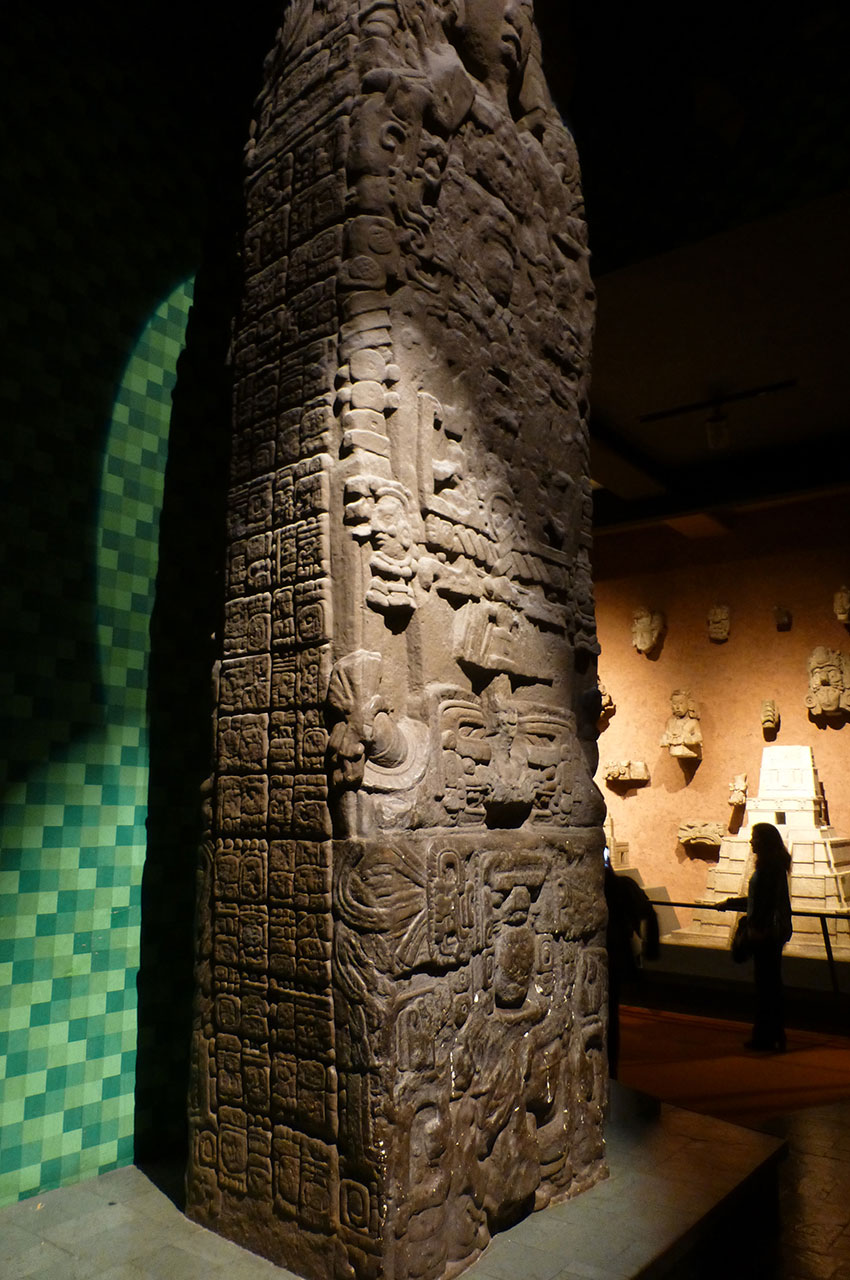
[807, 647, 845, 716]
[707, 604, 730, 642]
[631, 607, 664, 654]
[454, 0, 533, 89]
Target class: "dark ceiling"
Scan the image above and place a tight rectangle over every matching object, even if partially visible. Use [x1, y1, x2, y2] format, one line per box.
[552, 1, 850, 528]
[3, 3, 848, 532]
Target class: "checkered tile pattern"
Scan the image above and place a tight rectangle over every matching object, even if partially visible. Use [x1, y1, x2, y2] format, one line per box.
[0, 281, 194, 1205]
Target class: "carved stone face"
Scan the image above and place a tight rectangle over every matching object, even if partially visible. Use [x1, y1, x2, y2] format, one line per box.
[631, 607, 664, 654]
[835, 587, 850, 623]
[372, 492, 412, 559]
[670, 690, 689, 718]
[808, 652, 843, 714]
[707, 604, 730, 642]
[455, 0, 533, 89]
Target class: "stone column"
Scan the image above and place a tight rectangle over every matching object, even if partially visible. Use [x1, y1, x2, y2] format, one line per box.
[186, 3, 607, 1277]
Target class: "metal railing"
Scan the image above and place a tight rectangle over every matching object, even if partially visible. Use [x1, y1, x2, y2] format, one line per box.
[647, 899, 850, 997]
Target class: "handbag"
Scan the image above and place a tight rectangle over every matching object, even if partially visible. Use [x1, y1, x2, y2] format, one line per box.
[731, 914, 752, 963]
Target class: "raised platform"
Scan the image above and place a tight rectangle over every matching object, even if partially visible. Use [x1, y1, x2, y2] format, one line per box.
[0, 1084, 784, 1280]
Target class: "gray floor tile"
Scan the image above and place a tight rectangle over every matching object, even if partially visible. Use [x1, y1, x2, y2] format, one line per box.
[0, 1084, 827, 1280]
[0, 1223, 45, 1262]
[135, 1242, 228, 1280]
[39, 1200, 136, 1250]
[88, 1266, 148, 1280]
[475, 1236, 568, 1280]
[3, 1239, 79, 1280]
[7, 1184, 107, 1231]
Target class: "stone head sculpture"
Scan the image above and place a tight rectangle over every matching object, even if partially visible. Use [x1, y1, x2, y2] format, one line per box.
[834, 586, 850, 624]
[631, 606, 665, 655]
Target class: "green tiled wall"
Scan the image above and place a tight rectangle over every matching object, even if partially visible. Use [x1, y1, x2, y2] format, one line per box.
[0, 281, 194, 1204]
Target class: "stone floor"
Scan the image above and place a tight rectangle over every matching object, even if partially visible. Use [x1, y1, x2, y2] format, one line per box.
[3, 1007, 850, 1279]
[0, 1087, 781, 1280]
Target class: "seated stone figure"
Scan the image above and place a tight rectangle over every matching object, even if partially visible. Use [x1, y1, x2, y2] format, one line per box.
[660, 689, 702, 759]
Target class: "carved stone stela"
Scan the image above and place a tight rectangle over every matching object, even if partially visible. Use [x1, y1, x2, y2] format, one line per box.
[186, 4, 606, 1278]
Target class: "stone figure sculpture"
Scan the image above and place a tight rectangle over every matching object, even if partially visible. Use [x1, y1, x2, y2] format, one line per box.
[707, 603, 730, 642]
[729, 773, 747, 807]
[834, 587, 850, 624]
[806, 646, 850, 721]
[597, 680, 615, 731]
[660, 689, 702, 760]
[631, 606, 665, 655]
[186, 4, 606, 1278]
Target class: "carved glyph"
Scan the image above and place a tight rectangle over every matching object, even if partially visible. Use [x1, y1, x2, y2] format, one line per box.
[677, 821, 725, 852]
[602, 760, 649, 786]
[707, 603, 730, 643]
[186, 3, 605, 1278]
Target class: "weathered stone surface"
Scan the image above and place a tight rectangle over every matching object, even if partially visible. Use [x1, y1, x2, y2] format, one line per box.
[706, 603, 730, 643]
[602, 760, 649, 786]
[677, 821, 725, 852]
[631, 606, 665, 655]
[186, 3, 605, 1277]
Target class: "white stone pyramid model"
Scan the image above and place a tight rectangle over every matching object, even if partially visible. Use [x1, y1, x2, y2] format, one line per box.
[690, 746, 850, 953]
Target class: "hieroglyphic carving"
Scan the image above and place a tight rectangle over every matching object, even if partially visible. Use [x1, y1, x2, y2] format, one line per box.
[707, 604, 730, 643]
[677, 821, 725, 852]
[188, 2, 605, 1277]
[603, 761, 650, 786]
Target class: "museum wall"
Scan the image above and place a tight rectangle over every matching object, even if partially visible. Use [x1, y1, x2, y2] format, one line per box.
[593, 494, 850, 923]
[0, 7, 284, 1206]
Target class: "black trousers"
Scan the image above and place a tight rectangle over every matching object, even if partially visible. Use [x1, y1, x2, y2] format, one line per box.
[752, 940, 785, 1047]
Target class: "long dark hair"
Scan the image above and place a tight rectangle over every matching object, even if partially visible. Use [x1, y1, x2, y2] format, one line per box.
[752, 822, 792, 874]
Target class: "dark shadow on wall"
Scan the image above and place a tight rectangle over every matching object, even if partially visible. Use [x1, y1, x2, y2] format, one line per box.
[0, 1, 280, 1175]
[132, 6, 282, 1170]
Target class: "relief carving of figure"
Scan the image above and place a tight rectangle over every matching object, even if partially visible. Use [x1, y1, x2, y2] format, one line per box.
[188, 1, 605, 1274]
[729, 773, 748, 807]
[806, 646, 850, 721]
[660, 689, 702, 760]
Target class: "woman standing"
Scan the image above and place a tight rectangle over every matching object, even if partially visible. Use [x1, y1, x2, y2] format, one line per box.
[722, 822, 793, 1051]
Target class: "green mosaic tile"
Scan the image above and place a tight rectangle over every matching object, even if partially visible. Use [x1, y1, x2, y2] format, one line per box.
[0, 278, 194, 1207]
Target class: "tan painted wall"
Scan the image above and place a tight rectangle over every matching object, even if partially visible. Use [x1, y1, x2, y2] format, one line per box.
[593, 496, 850, 923]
